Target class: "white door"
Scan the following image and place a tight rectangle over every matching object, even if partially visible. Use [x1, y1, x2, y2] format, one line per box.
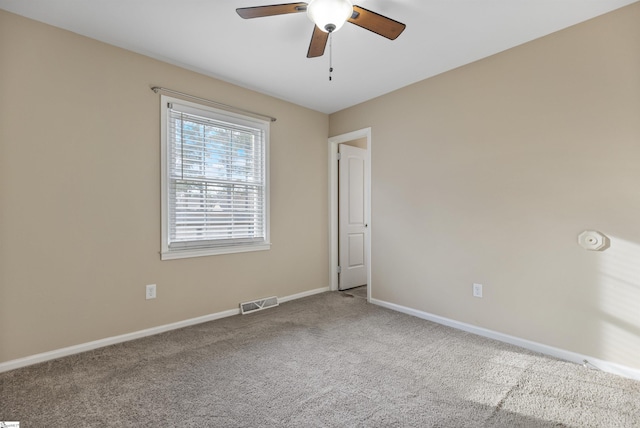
[339, 144, 368, 290]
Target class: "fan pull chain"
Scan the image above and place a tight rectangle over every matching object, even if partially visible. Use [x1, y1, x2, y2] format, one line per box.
[329, 32, 333, 81]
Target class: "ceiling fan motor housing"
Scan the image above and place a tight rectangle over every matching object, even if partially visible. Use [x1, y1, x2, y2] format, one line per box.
[307, 0, 353, 33]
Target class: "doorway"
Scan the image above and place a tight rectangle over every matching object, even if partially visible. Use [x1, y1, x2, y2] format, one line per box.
[328, 128, 371, 301]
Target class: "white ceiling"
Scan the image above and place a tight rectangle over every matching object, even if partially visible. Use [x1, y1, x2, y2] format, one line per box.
[1, 0, 636, 114]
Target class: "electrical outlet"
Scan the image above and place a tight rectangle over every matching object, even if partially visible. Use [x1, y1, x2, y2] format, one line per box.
[146, 284, 157, 300]
[473, 283, 483, 298]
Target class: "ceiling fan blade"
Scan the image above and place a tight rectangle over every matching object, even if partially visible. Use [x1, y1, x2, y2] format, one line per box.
[307, 25, 329, 58]
[348, 5, 406, 40]
[236, 2, 308, 19]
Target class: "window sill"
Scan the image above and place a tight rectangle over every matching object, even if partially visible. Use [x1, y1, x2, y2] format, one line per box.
[161, 243, 271, 260]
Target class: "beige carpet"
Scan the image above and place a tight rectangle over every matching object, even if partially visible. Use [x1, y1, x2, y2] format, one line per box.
[342, 285, 367, 299]
[1, 291, 639, 427]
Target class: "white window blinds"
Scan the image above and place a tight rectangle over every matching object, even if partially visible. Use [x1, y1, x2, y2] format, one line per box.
[161, 97, 270, 259]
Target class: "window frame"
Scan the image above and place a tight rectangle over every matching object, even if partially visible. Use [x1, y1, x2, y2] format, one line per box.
[160, 95, 270, 260]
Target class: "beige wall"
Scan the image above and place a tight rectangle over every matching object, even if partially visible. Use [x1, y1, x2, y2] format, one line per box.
[341, 137, 368, 150]
[0, 10, 329, 363]
[330, 3, 640, 370]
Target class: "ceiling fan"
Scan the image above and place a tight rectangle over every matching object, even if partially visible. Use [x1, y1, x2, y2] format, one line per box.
[236, 0, 406, 58]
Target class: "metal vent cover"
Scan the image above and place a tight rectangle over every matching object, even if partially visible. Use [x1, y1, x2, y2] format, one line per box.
[240, 296, 279, 314]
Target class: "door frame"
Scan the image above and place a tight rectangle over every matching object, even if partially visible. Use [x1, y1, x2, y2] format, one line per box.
[328, 128, 372, 301]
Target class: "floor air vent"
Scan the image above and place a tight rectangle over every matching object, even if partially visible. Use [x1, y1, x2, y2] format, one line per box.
[240, 296, 279, 315]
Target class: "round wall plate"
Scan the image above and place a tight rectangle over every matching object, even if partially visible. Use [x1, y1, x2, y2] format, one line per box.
[578, 230, 608, 251]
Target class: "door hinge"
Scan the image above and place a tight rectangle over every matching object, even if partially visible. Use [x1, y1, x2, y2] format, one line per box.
[336, 153, 342, 160]
[337, 266, 342, 273]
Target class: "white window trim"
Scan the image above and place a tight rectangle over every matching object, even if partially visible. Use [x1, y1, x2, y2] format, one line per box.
[160, 95, 270, 260]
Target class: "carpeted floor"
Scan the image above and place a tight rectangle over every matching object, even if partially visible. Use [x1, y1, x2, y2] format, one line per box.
[1, 291, 639, 427]
[341, 285, 367, 300]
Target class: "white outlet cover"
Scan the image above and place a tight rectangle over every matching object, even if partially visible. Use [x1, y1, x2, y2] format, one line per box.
[146, 284, 157, 300]
[473, 283, 483, 298]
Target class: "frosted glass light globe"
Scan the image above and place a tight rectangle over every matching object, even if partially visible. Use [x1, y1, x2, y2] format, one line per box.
[307, 0, 353, 33]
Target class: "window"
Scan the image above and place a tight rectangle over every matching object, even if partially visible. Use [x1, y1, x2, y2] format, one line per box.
[160, 95, 270, 259]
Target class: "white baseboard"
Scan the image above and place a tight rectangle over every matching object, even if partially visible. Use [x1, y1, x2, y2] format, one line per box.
[371, 298, 640, 382]
[0, 286, 330, 374]
[279, 286, 330, 303]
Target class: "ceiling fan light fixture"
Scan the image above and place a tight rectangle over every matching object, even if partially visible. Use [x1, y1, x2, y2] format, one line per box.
[307, 0, 353, 33]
